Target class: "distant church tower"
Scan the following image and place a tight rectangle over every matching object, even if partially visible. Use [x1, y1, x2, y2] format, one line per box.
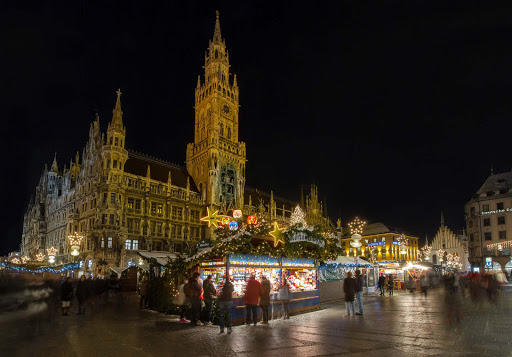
[186, 11, 246, 211]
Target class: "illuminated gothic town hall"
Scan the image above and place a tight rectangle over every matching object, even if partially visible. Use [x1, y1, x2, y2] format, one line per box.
[5, 6, 512, 357]
[19, 13, 329, 275]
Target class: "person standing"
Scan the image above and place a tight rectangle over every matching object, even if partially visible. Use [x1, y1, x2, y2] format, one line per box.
[218, 277, 234, 334]
[138, 277, 148, 309]
[343, 271, 356, 317]
[76, 275, 90, 315]
[354, 270, 364, 316]
[388, 274, 394, 296]
[174, 278, 190, 323]
[259, 276, 272, 324]
[244, 275, 263, 325]
[377, 274, 386, 296]
[60, 277, 73, 316]
[187, 272, 203, 326]
[203, 275, 217, 325]
[277, 280, 291, 319]
[420, 272, 429, 298]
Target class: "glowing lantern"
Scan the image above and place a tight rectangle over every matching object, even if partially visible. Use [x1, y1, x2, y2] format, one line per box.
[247, 215, 258, 225]
[229, 221, 239, 231]
[221, 216, 231, 226]
[68, 232, 83, 257]
[47, 246, 58, 264]
[233, 210, 243, 219]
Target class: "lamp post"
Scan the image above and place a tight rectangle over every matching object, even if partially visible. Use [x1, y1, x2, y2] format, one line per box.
[47, 246, 58, 265]
[349, 217, 366, 265]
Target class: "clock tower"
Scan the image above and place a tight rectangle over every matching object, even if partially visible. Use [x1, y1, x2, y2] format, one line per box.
[186, 11, 246, 211]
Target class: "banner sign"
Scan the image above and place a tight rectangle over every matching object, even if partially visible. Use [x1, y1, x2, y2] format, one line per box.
[289, 232, 325, 247]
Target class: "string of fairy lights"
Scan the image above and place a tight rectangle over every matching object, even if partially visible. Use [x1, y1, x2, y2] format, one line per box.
[0, 262, 79, 274]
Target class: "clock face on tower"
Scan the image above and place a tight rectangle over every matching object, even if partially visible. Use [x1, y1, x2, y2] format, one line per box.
[222, 104, 231, 116]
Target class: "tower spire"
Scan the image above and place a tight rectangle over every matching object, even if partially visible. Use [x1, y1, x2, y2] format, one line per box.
[50, 153, 58, 173]
[111, 88, 124, 129]
[213, 10, 222, 43]
[440, 210, 445, 227]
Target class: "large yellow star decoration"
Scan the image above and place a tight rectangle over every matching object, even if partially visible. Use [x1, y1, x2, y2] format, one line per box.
[270, 222, 286, 247]
[200, 207, 220, 228]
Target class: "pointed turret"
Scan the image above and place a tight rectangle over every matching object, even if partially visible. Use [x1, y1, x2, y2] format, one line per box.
[146, 165, 151, 179]
[441, 210, 445, 227]
[111, 88, 124, 130]
[425, 234, 429, 246]
[213, 10, 222, 43]
[50, 154, 58, 173]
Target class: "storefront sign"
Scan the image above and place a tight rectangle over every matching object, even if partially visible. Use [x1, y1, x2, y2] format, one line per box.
[485, 257, 493, 267]
[289, 232, 325, 247]
[481, 208, 512, 216]
[368, 241, 400, 247]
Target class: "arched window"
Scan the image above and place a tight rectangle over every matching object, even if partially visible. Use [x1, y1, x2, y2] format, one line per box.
[228, 127, 231, 139]
[220, 124, 224, 137]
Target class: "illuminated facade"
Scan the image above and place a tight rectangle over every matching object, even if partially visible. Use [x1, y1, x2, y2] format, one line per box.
[20, 13, 332, 273]
[341, 223, 419, 262]
[428, 212, 469, 269]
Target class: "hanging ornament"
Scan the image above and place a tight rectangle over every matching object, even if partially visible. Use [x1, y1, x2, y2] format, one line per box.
[233, 210, 242, 219]
[247, 215, 258, 225]
[229, 221, 239, 231]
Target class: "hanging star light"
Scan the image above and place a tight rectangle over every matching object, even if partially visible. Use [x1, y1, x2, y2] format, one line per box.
[348, 217, 366, 235]
[270, 221, 286, 247]
[35, 253, 45, 262]
[200, 207, 221, 228]
[11, 258, 20, 264]
[21, 256, 30, 264]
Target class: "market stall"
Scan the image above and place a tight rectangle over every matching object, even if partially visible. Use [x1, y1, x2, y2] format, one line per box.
[200, 253, 319, 324]
[378, 261, 406, 290]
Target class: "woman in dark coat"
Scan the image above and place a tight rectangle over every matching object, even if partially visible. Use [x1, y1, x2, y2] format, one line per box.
[76, 275, 90, 315]
[259, 276, 272, 324]
[343, 271, 356, 317]
[60, 277, 74, 316]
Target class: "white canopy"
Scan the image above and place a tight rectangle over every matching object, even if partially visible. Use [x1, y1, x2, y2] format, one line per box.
[137, 250, 177, 266]
[324, 255, 372, 266]
[109, 266, 128, 275]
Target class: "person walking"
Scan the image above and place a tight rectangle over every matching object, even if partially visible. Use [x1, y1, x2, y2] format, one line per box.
[277, 280, 291, 319]
[76, 275, 90, 315]
[60, 277, 74, 316]
[377, 274, 386, 296]
[218, 277, 234, 334]
[388, 274, 394, 296]
[420, 272, 429, 298]
[244, 275, 263, 325]
[354, 270, 364, 315]
[203, 275, 217, 325]
[138, 276, 148, 309]
[259, 276, 272, 324]
[174, 278, 190, 323]
[343, 271, 356, 317]
[186, 272, 203, 326]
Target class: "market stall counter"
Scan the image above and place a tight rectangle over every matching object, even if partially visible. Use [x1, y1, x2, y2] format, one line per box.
[200, 254, 319, 325]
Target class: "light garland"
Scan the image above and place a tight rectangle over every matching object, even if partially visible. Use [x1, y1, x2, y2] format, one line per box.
[289, 205, 307, 227]
[348, 217, 366, 235]
[0, 261, 79, 274]
[486, 240, 512, 251]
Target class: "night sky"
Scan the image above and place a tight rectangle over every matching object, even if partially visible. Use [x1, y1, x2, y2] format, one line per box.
[3, 1, 512, 255]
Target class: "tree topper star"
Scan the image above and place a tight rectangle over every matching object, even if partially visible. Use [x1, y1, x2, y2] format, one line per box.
[270, 221, 286, 247]
[200, 207, 220, 228]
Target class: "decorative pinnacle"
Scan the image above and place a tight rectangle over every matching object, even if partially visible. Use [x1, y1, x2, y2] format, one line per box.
[213, 10, 222, 43]
[111, 88, 124, 128]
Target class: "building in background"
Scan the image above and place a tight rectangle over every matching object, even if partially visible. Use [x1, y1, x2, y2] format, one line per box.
[465, 171, 512, 273]
[341, 222, 419, 263]
[428, 212, 469, 270]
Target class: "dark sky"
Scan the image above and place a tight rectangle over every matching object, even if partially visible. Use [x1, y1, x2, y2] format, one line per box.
[2, 1, 512, 255]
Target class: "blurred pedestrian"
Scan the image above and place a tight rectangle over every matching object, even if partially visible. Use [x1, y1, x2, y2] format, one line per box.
[174, 278, 189, 323]
[485, 273, 499, 304]
[244, 275, 263, 325]
[138, 276, 148, 309]
[203, 275, 217, 325]
[343, 271, 356, 318]
[277, 280, 291, 319]
[387, 274, 394, 296]
[218, 277, 234, 334]
[420, 272, 429, 298]
[259, 276, 271, 324]
[354, 270, 363, 315]
[60, 277, 73, 316]
[186, 272, 202, 326]
[377, 274, 386, 296]
[76, 275, 90, 315]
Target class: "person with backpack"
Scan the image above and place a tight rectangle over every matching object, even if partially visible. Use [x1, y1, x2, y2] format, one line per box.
[244, 275, 263, 325]
[203, 275, 217, 325]
[185, 272, 202, 326]
[218, 277, 234, 334]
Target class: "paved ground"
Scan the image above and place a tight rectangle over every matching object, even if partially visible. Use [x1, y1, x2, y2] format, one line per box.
[2, 288, 512, 357]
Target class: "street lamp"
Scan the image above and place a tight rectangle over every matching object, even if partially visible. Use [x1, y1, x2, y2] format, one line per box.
[349, 217, 366, 249]
[68, 232, 84, 257]
[47, 246, 58, 264]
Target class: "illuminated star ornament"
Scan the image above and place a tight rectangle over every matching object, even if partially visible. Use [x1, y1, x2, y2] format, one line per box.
[270, 222, 286, 247]
[201, 207, 221, 228]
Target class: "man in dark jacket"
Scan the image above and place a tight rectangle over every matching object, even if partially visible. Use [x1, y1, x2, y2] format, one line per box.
[218, 277, 234, 334]
[354, 270, 364, 315]
[378, 274, 386, 296]
[202, 275, 217, 325]
[60, 277, 74, 316]
[76, 275, 90, 315]
[189, 272, 203, 326]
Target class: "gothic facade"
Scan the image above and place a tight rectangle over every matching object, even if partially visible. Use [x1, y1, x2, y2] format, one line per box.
[20, 13, 331, 274]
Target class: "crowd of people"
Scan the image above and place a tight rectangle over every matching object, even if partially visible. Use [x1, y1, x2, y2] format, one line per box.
[169, 273, 292, 333]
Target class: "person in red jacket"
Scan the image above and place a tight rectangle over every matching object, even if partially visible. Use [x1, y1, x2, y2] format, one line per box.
[244, 275, 263, 325]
